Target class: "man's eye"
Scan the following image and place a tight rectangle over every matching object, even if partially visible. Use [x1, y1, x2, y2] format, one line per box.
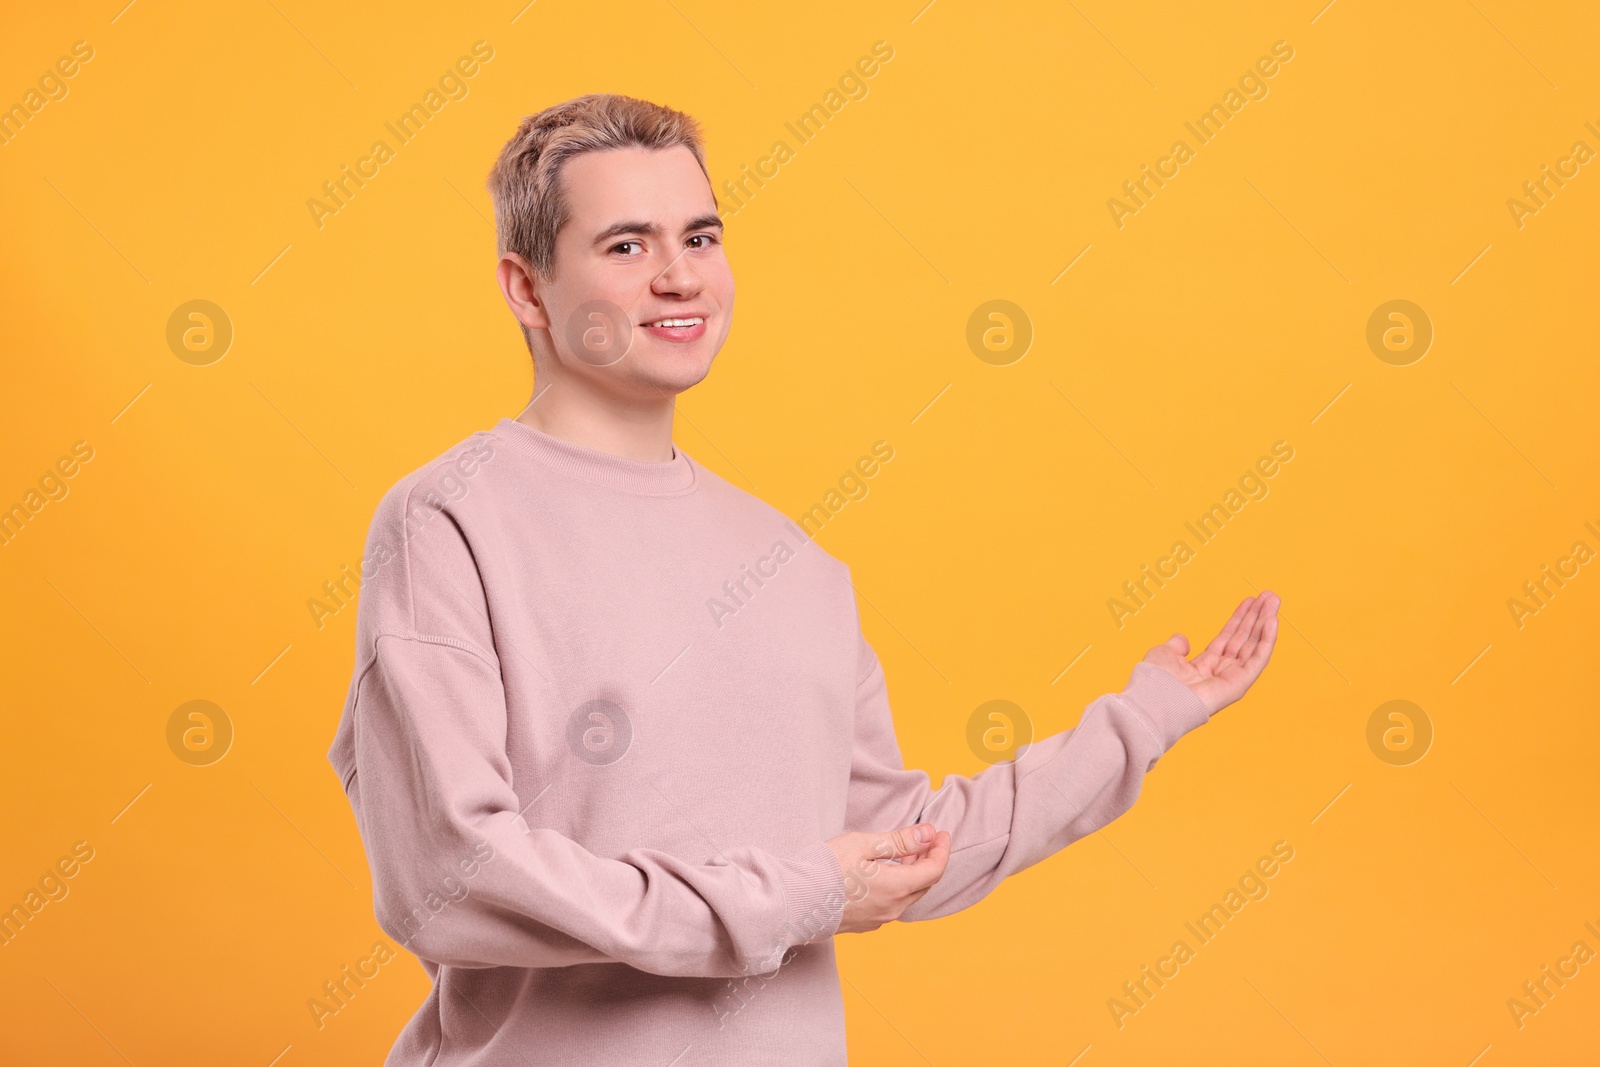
[687, 234, 719, 249]
[612, 241, 641, 255]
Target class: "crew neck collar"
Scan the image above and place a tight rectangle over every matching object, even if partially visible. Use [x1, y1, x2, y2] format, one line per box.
[491, 417, 698, 496]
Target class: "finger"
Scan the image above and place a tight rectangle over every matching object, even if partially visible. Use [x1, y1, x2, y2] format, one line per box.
[1226, 611, 1278, 695]
[918, 830, 951, 879]
[1243, 612, 1278, 674]
[1142, 635, 1189, 673]
[879, 830, 950, 892]
[1232, 599, 1263, 665]
[1222, 594, 1265, 661]
[1236, 592, 1277, 664]
[1222, 591, 1260, 659]
[1199, 596, 1254, 663]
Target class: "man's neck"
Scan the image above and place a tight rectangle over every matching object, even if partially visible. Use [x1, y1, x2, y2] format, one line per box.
[514, 383, 677, 463]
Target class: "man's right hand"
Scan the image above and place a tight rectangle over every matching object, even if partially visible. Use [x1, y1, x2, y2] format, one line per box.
[824, 823, 951, 934]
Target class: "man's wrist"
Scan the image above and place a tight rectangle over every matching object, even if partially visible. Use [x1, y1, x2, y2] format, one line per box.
[1125, 661, 1213, 752]
[776, 838, 848, 949]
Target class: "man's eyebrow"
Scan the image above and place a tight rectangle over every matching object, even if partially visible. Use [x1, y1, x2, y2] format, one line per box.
[591, 214, 725, 246]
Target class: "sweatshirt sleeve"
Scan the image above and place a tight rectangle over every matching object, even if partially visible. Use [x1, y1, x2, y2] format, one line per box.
[842, 627, 1212, 923]
[327, 469, 846, 979]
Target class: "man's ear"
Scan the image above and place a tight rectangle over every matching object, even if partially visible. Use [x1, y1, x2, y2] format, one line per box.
[497, 252, 551, 331]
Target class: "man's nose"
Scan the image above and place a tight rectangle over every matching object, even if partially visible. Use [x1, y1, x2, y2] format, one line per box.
[651, 247, 701, 295]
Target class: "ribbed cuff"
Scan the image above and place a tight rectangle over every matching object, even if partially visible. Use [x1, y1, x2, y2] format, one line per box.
[776, 839, 848, 947]
[1123, 662, 1212, 753]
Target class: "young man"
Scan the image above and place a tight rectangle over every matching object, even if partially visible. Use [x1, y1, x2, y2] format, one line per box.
[327, 93, 1279, 1065]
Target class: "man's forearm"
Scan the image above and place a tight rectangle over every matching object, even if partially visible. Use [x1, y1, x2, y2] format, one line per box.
[847, 660, 1210, 923]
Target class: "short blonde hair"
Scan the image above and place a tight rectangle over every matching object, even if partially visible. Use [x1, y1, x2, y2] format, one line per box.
[485, 93, 712, 285]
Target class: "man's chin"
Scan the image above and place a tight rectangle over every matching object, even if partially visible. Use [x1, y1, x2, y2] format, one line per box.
[619, 359, 715, 399]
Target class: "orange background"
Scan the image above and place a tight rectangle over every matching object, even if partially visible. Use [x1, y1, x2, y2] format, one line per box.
[2, 1, 1597, 1063]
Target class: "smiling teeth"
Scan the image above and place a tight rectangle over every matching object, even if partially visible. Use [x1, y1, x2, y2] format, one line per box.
[647, 317, 703, 327]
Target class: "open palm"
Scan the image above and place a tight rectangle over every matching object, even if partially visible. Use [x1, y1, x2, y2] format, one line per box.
[1142, 591, 1281, 715]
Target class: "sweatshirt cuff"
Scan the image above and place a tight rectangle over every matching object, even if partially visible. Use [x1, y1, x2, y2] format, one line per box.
[1123, 661, 1212, 753]
[777, 839, 848, 948]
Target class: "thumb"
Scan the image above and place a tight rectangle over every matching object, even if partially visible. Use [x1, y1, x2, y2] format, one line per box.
[1163, 633, 1190, 656]
[878, 823, 936, 860]
[895, 830, 951, 889]
[872, 829, 951, 894]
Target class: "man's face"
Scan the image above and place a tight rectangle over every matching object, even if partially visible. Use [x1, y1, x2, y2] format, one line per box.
[527, 144, 734, 399]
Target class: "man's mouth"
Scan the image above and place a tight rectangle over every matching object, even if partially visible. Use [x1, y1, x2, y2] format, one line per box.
[639, 316, 708, 343]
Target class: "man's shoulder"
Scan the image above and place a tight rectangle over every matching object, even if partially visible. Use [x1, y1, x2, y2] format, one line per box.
[370, 426, 504, 526]
[693, 459, 851, 576]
